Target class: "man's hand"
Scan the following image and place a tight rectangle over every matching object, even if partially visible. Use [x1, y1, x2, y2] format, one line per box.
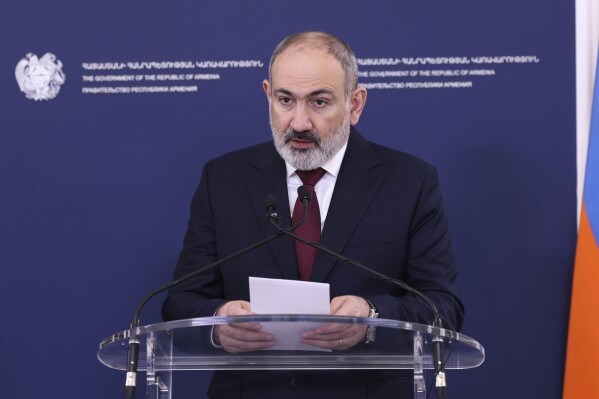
[300, 295, 370, 350]
[213, 300, 275, 353]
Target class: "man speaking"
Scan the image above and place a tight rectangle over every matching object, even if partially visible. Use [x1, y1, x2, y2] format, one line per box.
[162, 31, 464, 398]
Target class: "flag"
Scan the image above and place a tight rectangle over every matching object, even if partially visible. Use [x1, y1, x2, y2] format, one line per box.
[563, 55, 599, 399]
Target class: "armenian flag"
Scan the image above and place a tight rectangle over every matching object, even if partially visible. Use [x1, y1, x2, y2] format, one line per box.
[563, 55, 599, 399]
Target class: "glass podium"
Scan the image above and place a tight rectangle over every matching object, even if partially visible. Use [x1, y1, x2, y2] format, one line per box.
[98, 315, 484, 399]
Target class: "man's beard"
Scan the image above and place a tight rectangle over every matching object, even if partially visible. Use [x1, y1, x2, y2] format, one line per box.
[270, 110, 351, 171]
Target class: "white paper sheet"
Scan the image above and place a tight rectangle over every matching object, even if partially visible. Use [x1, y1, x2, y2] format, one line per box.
[249, 276, 331, 351]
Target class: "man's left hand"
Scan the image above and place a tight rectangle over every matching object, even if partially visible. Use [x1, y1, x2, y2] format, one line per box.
[300, 295, 370, 350]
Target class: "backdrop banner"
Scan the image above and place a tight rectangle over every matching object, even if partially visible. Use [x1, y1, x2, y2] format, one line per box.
[0, 1, 576, 398]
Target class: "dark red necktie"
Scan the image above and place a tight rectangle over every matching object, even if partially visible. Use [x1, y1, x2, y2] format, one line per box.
[292, 168, 327, 280]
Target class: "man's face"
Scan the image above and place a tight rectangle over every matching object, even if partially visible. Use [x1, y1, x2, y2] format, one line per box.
[264, 46, 362, 171]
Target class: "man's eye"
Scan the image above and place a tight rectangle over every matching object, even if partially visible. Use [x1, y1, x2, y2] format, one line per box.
[313, 99, 327, 107]
[279, 97, 292, 104]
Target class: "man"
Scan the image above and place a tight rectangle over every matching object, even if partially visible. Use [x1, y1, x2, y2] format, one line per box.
[162, 31, 464, 398]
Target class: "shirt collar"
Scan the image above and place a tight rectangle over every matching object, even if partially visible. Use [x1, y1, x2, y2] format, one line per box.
[285, 141, 348, 179]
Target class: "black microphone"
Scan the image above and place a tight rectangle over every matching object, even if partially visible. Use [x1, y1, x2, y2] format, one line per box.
[297, 185, 311, 203]
[124, 233, 289, 399]
[265, 193, 450, 399]
[265, 194, 278, 218]
[291, 186, 311, 231]
[267, 186, 311, 232]
[124, 189, 314, 399]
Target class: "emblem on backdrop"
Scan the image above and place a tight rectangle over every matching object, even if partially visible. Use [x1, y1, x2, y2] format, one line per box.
[15, 53, 66, 101]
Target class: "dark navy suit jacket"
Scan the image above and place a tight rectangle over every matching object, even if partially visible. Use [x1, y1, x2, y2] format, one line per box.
[162, 127, 464, 398]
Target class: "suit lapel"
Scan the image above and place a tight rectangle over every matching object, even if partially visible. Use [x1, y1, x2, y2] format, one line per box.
[240, 130, 384, 283]
[243, 144, 299, 280]
[310, 129, 384, 282]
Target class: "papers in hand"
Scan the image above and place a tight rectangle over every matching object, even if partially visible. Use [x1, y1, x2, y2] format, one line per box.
[249, 277, 331, 351]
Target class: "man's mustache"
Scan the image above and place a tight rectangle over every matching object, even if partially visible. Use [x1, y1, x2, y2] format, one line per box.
[284, 130, 321, 146]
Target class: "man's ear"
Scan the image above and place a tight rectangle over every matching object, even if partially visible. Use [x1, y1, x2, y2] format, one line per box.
[263, 79, 272, 103]
[349, 86, 367, 125]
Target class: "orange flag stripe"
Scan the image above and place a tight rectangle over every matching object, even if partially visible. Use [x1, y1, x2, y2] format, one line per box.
[563, 203, 599, 398]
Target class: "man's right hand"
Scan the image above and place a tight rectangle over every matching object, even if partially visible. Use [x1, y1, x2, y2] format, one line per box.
[213, 300, 275, 353]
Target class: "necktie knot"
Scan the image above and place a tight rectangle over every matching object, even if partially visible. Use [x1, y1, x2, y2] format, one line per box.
[295, 168, 326, 187]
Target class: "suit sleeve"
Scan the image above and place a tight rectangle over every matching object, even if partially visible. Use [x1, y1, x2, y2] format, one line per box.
[367, 165, 464, 331]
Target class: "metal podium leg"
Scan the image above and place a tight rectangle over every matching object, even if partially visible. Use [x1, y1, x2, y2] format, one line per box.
[413, 331, 426, 399]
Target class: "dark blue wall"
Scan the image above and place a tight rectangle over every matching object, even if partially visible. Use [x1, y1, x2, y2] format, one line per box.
[0, 1, 576, 398]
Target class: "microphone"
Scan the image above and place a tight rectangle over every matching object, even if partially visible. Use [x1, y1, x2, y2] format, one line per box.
[267, 186, 311, 232]
[265, 193, 450, 399]
[297, 185, 311, 203]
[265, 194, 278, 219]
[124, 188, 314, 399]
[124, 234, 288, 398]
[291, 186, 311, 231]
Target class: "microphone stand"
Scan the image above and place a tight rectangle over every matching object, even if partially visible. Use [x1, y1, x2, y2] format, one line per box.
[267, 202, 449, 399]
[124, 185, 450, 398]
[124, 231, 290, 399]
[124, 190, 311, 399]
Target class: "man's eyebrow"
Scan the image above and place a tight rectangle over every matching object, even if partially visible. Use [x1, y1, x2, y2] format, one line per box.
[273, 88, 294, 96]
[308, 88, 335, 97]
[273, 88, 336, 98]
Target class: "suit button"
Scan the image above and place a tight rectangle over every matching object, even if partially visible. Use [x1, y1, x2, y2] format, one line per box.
[290, 376, 297, 389]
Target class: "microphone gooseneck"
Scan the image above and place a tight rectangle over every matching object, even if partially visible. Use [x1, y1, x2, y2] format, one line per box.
[266, 192, 450, 399]
[123, 219, 296, 397]
[124, 189, 450, 399]
[123, 189, 317, 399]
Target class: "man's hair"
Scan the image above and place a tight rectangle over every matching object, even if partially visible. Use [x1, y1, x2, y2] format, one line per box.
[268, 31, 359, 98]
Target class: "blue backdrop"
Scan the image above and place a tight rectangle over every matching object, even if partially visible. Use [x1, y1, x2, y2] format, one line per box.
[0, 1, 576, 398]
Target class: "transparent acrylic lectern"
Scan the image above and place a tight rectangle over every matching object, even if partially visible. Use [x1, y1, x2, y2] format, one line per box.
[98, 315, 484, 399]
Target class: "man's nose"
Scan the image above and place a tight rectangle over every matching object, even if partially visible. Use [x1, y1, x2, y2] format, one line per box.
[290, 102, 313, 132]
